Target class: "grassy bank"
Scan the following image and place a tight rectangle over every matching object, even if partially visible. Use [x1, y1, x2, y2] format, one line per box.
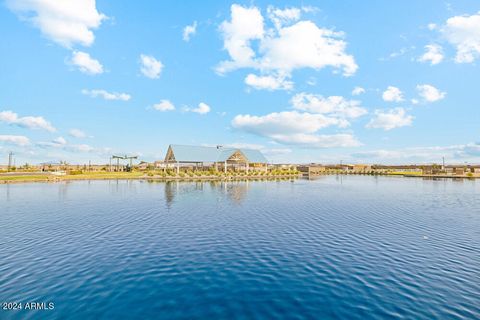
[2, 170, 476, 184]
[0, 172, 143, 183]
[0, 170, 300, 184]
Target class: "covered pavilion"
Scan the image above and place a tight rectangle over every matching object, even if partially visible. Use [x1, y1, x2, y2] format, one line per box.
[164, 144, 268, 174]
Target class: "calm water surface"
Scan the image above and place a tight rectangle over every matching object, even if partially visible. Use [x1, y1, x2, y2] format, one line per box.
[0, 176, 479, 319]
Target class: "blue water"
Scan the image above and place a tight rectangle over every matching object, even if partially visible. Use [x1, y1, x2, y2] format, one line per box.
[0, 176, 479, 319]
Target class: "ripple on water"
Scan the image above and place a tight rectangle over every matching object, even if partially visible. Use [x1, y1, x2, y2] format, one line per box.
[0, 176, 479, 319]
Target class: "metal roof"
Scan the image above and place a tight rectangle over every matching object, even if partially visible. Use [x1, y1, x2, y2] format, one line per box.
[217, 148, 237, 162]
[166, 144, 268, 163]
[239, 148, 268, 163]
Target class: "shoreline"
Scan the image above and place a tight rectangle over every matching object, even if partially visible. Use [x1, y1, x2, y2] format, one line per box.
[0, 173, 300, 184]
[0, 172, 477, 184]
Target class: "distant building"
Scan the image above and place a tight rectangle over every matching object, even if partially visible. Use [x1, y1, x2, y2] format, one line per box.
[39, 161, 65, 171]
[350, 164, 372, 172]
[273, 164, 297, 170]
[471, 166, 480, 174]
[164, 144, 268, 173]
[445, 165, 475, 176]
[137, 161, 150, 170]
[297, 165, 325, 176]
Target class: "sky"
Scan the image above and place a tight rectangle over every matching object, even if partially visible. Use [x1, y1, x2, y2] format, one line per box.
[0, 0, 479, 165]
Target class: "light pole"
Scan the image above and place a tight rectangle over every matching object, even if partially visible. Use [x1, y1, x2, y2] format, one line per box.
[7, 151, 14, 172]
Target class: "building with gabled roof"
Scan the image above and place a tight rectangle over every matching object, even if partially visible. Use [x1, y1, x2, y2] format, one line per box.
[164, 144, 268, 173]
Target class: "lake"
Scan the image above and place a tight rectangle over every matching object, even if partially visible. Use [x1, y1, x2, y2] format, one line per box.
[1, 176, 479, 319]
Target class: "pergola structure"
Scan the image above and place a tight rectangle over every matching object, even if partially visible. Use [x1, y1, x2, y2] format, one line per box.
[164, 144, 268, 174]
[109, 155, 138, 171]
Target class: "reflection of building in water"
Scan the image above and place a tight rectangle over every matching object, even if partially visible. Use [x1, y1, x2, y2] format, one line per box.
[164, 180, 250, 207]
[107, 179, 138, 195]
[57, 181, 72, 201]
[225, 181, 248, 204]
[164, 181, 206, 208]
[4, 183, 11, 202]
[207, 180, 250, 204]
[164, 181, 177, 208]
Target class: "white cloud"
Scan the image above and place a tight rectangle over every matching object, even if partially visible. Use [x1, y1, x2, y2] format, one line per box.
[38, 136, 68, 148]
[231, 111, 360, 148]
[260, 21, 357, 76]
[352, 142, 480, 163]
[37, 139, 101, 154]
[382, 86, 404, 102]
[0, 135, 30, 146]
[153, 100, 175, 112]
[82, 89, 131, 101]
[352, 86, 365, 96]
[70, 144, 94, 152]
[366, 107, 413, 131]
[218, 4, 264, 70]
[262, 147, 292, 156]
[70, 51, 103, 75]
[6, 0, 106, 48]
[267, 6, 301, 29]
[233, 111, 346, 135]
[0, 110, 56, 132]
[381, 46, 415, 61]
[190, 102, 210, 114]
[270, 133, 361, 148]
[140, 54, 163, 79]
[245, 73, 293, 91]
[351, 149, 404, 159]
[217, 4, 357, 87]
[291, 93, 367, 119]
[69, 129, 88, 138]
[442, 11, 480, 63]
[52, 136, 67, 145]
[416, 84, 446, 102]
[428, 23, 437, 31]
[418, 44, 444, 65]
[463, 143, 480, 156]
[183, 21, 197, 42]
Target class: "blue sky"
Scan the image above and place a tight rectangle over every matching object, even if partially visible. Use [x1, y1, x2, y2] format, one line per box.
[0, 0, 479, 165]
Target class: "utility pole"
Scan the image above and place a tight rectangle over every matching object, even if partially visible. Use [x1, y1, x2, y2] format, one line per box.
[442, 156, 445, 170]
[7, 151, 14, 172]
